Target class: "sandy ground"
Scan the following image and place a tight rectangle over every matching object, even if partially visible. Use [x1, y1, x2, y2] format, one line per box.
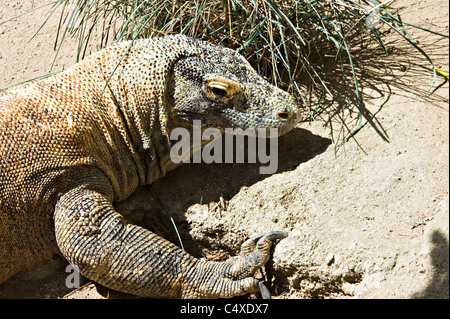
[0, 0, 448, 299]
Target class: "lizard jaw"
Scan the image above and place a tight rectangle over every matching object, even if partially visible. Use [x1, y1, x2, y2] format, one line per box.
[220, 106, 302, 136]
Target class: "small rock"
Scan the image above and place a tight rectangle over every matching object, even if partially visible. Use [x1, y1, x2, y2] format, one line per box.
[342, 282, 357, 296]
[325, 253, 335, 266]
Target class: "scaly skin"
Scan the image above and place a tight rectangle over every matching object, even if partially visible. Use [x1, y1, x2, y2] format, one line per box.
[0, 35, 301, 298]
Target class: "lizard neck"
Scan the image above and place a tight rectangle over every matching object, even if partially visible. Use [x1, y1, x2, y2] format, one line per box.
[92, 43, 180, 191]
[100, 72, 178, 195]
[67, 39, 196, 199]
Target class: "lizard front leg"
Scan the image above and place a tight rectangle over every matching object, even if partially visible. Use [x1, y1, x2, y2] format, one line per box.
[54, 186, 285, 298]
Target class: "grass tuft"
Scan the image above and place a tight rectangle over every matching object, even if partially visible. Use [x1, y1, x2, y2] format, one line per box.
[3, 0, 448, 143]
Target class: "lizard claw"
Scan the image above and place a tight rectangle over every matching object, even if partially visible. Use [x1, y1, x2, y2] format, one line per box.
[259, 281, 271, 299]
[250, 230, 288, 243]
[235, 231, 288, 298]
[240, 231, 288, 257]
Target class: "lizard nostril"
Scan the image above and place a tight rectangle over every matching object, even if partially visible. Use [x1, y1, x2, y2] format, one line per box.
[276, 111, 290, 120]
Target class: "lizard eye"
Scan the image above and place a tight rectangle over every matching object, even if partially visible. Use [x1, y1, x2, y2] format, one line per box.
[211, 87, 227, 98]
[204, 77, 241, 102]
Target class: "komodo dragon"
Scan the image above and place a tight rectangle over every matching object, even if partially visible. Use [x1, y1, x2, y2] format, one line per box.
[0, 34, 301, 298]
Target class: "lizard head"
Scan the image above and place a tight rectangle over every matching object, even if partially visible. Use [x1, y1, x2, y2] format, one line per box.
[168, 38, 302, 136]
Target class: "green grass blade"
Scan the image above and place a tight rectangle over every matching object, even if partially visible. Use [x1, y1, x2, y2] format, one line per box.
[0, 0, 61, 26]
[0, 71, 62, 92]
[268, 0, 306, 45]
[150, 187, 185, 251]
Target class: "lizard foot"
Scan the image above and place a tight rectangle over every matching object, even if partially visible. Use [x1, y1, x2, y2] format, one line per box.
[182, 231, 287, 299]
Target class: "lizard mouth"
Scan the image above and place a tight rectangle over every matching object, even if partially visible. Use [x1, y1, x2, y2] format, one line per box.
[174, 106, 301, 136]
[220, 107, 301, 136]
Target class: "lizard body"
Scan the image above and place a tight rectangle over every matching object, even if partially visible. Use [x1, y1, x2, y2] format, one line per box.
[0, 35, 301, 298]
